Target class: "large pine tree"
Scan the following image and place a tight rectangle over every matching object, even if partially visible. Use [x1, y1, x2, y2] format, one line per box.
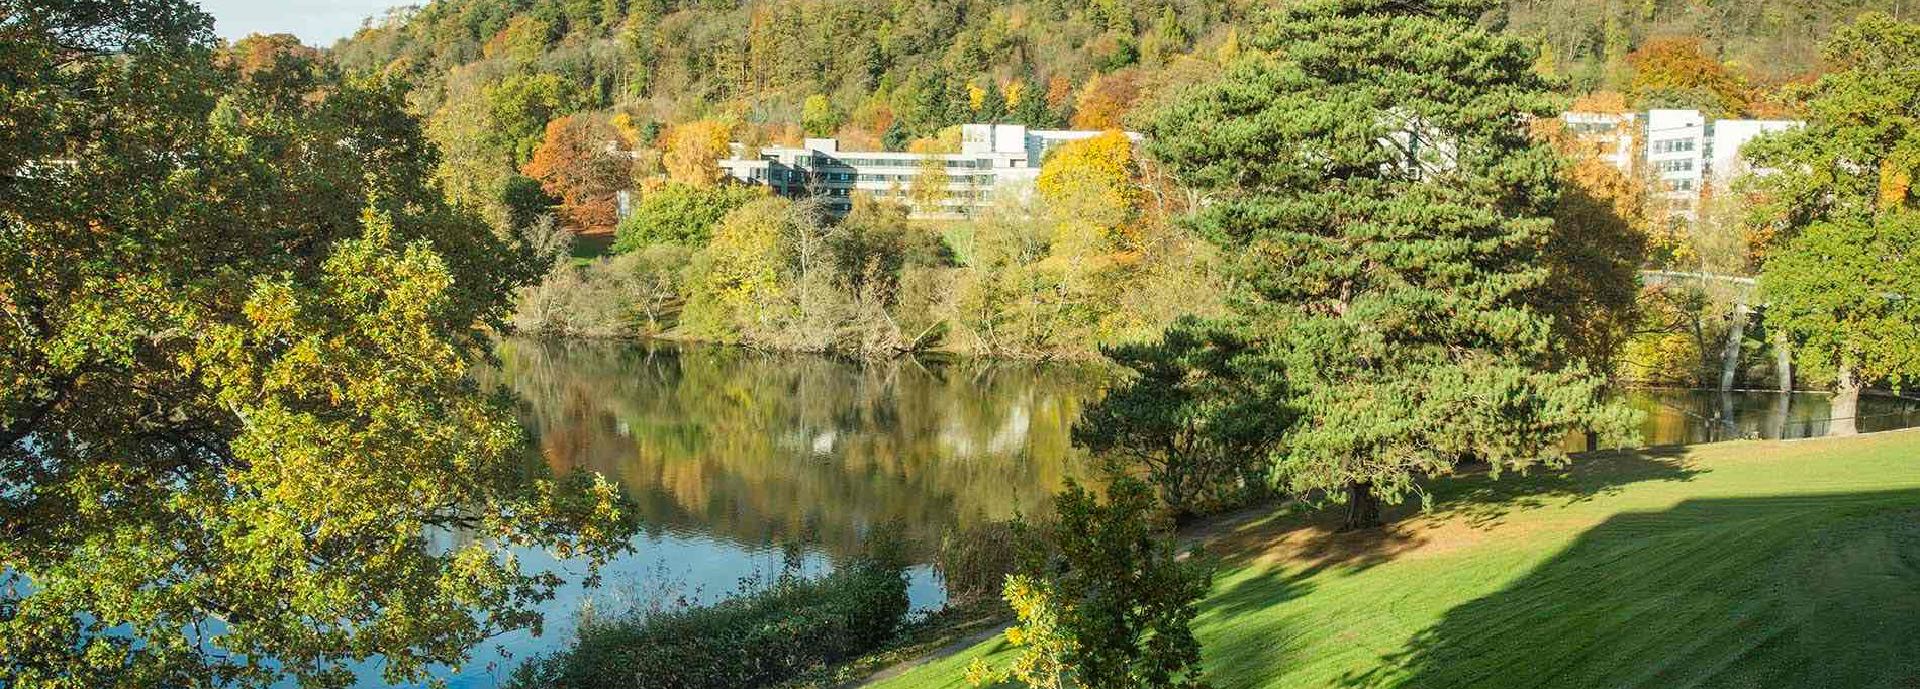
[1145, 0, 1635, 529]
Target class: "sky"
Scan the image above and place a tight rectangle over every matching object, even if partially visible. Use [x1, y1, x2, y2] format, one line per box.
[197, 0, 407, 46]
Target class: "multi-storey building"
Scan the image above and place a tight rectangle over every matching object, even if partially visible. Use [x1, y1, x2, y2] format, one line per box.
[1561, 111, 1639, 173]
[1642, 108, 1800, 220]
[716, 124, 1134, 218]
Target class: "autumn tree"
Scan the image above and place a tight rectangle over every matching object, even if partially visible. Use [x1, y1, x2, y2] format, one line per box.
[1532, 120, 1652, 379]
[1145, 0, 1635, 530]
[522, 113, 633, 229]
[661, 118, 734, 187]
[680, 197, 805, 341]
[1071, 69, 1141, 130]
[1627, 37, 1752, 117]
[1037, 130, 1143, 252]
[0, 3, 633, 686]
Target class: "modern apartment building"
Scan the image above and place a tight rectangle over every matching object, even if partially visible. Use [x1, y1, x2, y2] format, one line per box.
[1561, 111, 1639, 173]
[716, 124, 1135, 218]
[1642, 108, 1799, 219]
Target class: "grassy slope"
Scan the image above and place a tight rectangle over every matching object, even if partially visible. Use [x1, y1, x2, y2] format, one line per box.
[872, 432, 1920, 689]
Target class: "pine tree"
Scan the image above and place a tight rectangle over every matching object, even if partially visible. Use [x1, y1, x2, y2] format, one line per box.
[1144, 0, 1636, 530]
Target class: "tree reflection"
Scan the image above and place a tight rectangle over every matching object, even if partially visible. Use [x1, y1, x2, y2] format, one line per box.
[489, 339, 1105, 560]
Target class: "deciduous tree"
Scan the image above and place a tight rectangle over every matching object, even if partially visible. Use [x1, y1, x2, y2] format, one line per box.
[1627, 37, 1752, 117]
[0, 4, 633, 686]
[661, 118, 734, 187]
[522, 113, 633, 229]
[1754, 13, 1920, 433]
[1763, 212, 1920, 434]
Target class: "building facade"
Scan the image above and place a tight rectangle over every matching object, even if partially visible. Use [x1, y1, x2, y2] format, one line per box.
[716, 124, 1134, 218]
[1562, 109, 1801, 221]
[1643, 109, 1800, 220]
[1562, 111, 1639, 173]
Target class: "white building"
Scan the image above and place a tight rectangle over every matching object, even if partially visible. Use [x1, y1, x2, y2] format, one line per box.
[1644, 109, 1709, 217]
[1707, 118, 1801, 187]
[1641, 109, 1801, 220]
[716, 124, 1136, 218]
[1561, 111, 1639, 173]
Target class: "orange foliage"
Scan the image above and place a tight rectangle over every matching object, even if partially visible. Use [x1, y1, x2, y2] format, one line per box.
[1570, 91, 1631, 114]
[522, 114, 633, 230]
[1070, 70, 1140, 130]
[222, 33, 319, 77]
[1628, 38, 1752, 116]
[1045, 75, 1075, 111]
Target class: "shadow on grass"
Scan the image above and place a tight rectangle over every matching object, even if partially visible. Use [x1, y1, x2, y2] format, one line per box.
[1422, 446, 1702, 530]
[1340, 490, 1920, 689]
[1206, 449, 1702, 579]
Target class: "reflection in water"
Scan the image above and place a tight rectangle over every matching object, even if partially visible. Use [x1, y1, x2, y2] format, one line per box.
[434, 340, 1920, 688]
[427, 339, 1108, 687]
[1592, 388, 1920, 449]
[491, 338, 1104, 561]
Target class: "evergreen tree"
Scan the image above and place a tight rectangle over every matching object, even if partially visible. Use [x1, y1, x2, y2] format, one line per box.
[1144, 0, 1635, 530]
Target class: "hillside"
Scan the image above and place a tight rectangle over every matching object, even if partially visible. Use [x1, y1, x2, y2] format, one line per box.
[321, 0, 1907, 230]
[870, 431, 1920, 688]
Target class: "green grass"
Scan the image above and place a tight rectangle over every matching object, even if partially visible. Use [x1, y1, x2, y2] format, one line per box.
[870, 432, 1920, 689]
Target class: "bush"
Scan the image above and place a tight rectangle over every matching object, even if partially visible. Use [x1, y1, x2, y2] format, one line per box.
[967, 477, 1212, 689]
[936, 520, 1020, 605]
[511, 245, 691, 337]
[507, 556, 909, 689]
[613, 183, 766, 251]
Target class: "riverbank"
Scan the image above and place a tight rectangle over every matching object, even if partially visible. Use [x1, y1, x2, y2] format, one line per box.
[861, 430, 1920, 688]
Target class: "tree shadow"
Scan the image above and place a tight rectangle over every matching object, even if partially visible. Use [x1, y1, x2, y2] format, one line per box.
[1200, 448, 1703, 580]
[1422, 447, 1703, 530]
[1340, 490, 1920, 689]
[1195, 563, 1319, 685]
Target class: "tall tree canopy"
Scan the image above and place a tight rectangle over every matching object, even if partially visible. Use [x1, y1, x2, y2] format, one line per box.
[0, 2, 633, 686]
[1745, 12, 1920, 239]
[1144, 0, 1635, 529]
[1756, 13, 1920, 434]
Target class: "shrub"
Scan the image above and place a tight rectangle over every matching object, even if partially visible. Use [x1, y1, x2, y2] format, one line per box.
[511, 245, 691, 337]
[613, 183, 765, 251]
[507, 556, 909, 689]
[967, 477, 1212, 689]
[935, 520, 1020, 605]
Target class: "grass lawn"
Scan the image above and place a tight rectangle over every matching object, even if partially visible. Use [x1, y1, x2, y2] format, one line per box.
[869, 431, 1920, 689]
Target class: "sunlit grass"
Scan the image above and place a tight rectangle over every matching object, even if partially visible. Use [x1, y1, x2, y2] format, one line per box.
[869, 432, 1920, 689]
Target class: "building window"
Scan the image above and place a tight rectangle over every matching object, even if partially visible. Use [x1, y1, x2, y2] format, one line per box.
[1653, 138, 1697, 154]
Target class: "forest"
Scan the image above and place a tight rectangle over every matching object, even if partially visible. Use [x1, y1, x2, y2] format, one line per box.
[310, 0, 1917, 374]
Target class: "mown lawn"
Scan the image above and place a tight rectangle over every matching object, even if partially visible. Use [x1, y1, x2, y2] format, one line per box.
[870, 431, 1920, 689]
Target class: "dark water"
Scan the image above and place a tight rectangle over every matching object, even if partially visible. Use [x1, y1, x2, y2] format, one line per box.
[417, 340, 1920, 687]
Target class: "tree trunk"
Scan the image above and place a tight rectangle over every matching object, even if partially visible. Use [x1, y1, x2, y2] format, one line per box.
[1767, 391, 1792, 439]
[1341, 480, 1382, 532]
[1831, 365, 1862, 437]
[1720, 305, 1748, 391]
[1773, 332, 1793, 392]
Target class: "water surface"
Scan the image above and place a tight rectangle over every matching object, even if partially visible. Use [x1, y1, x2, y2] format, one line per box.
[423, 341, 1920, 686]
